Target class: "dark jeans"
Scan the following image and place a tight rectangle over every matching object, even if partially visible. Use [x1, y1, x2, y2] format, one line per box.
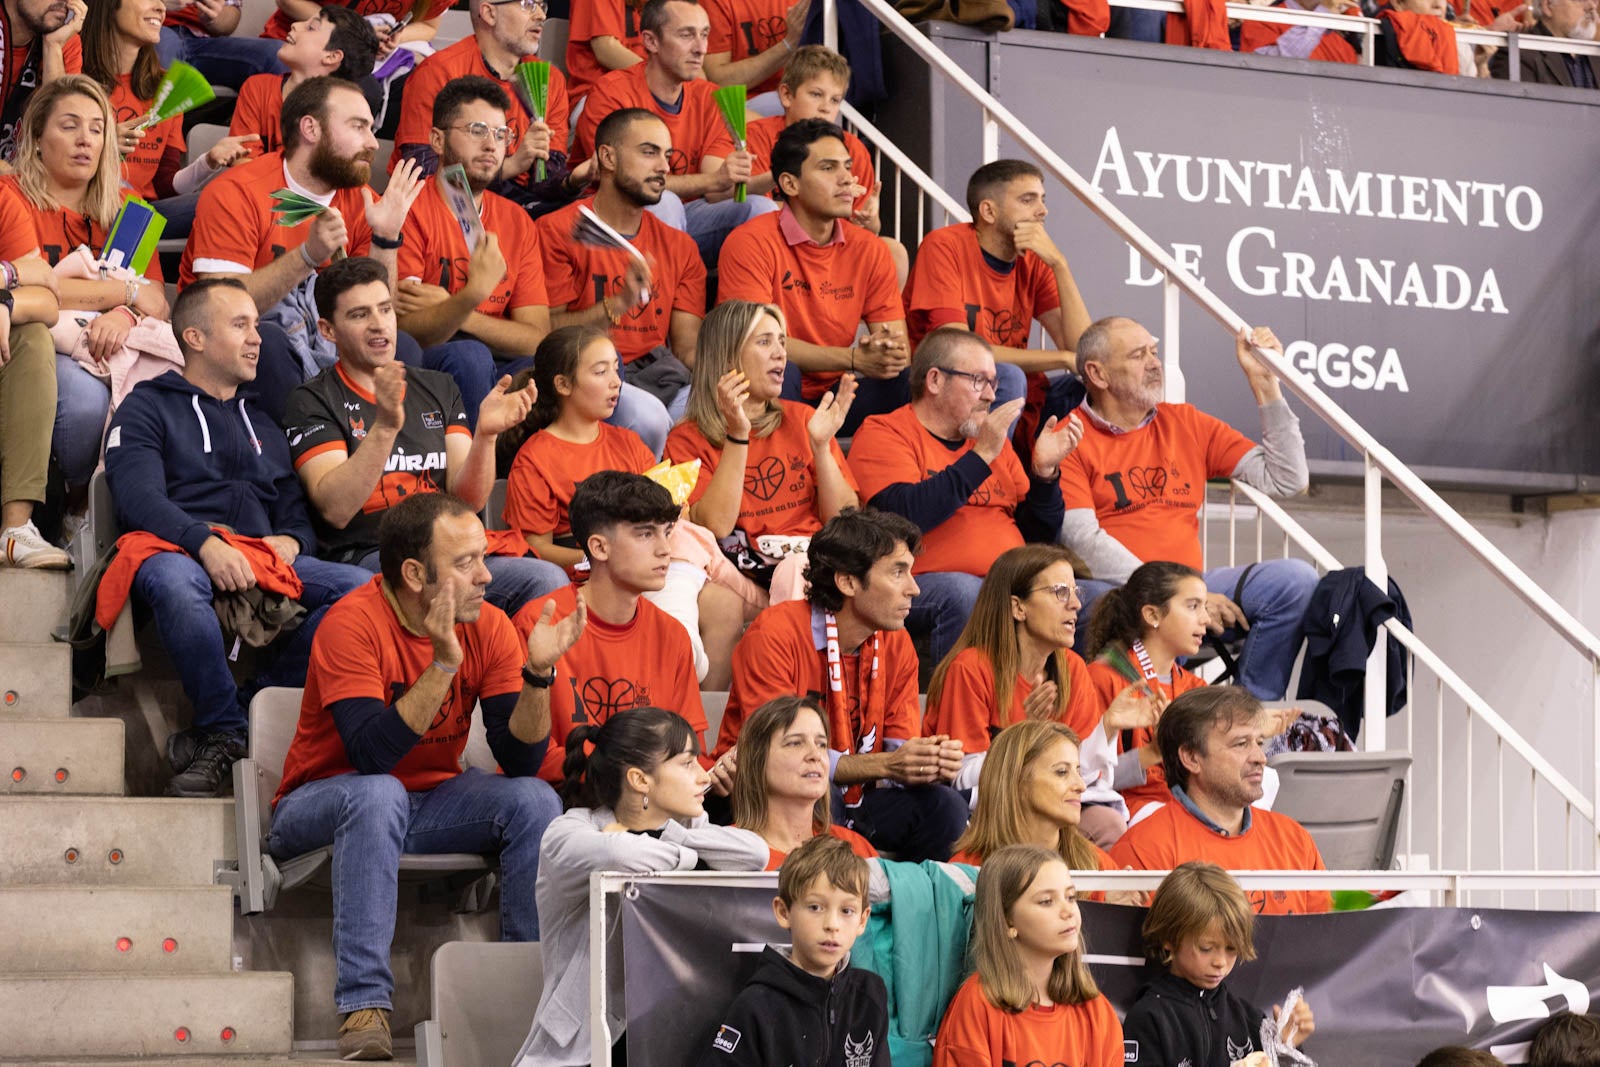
[837, 782, 968, 862]
[157, 27, 287, 91]
[780, 363, 912, 438]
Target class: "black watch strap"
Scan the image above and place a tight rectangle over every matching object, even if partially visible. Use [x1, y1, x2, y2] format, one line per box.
[522, 663, 556, 689]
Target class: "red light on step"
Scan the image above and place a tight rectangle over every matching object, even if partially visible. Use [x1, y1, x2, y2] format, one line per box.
[54, 768, 67, 783]
[3, 690, 16, 705]
[115, 937, 132, 953]
[220, 1026, 236, 1043]
[107, 848, 123, 865]
[174, 1027, 190, 1043]
[10, 767, 23, 782]
[63, 847, 79, 864]
[162, 938, 177, 953]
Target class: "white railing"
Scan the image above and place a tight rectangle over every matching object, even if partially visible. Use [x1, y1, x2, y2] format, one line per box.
[839, 101, 970, 248]
[822, 0, 1600, 876]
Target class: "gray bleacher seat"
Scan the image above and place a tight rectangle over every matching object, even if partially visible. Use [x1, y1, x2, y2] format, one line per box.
[542, 18, 570, 75]
[433, 9, 473, 49]
[224, 686, 493, 915]
[237, 0, 275, 37]
[484, 478, 509, 531]
[1266, 749, 1411, 870]
[414, 941, 543, 1067]
[703, 690, 727, 747]
[186, 123, 229, 167]
[371, 139, 395, 194]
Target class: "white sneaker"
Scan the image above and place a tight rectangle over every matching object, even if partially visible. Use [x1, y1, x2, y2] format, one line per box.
[1, 522, 72, 570]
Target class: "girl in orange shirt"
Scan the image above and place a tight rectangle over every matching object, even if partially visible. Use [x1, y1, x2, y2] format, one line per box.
[933, 844, 1124, 1067]
[502, 324, 765, 687]
[1083, 562, 1210, 830]
[669, 299, 859, 601]
[728, 694, 879, 870]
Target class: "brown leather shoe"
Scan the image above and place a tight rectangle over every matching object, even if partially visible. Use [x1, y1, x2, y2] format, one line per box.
[338, 1007, 392, 1061]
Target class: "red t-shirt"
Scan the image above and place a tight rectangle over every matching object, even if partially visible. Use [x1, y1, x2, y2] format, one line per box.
[573, 63, 736, 172]
[1059, 404, 1255, 571]
[717, 208, 903, 399]
[261, 0, 454, 39]
[228, 73, 285, 159]
[511, 584, 707, 781]
[904, 223, 1061, 349]
[849, 404, 1030, 577]
[397, 180, 547, 318]
[934, 975, 1125, 1067]
[703, 0, 793, 95]
[763, 824, 879, 870]
[0, 175, 39, 261]
[502, 423, 656, 542]
[665, 400, 858, 541]
[275, 577, 525, 803]
[719, 599, 920, 760]
[392, 36, 571, 173]
[744, 115, 875, 212]
[0, 176, 165, 283]
[110, 74, 185, 202]
[1085, 657, 1206, 816]
[1109, 800, 1333, 916]
[535, 197, 706, 363]
[180, 151, 374, 286]
[566, 0, 648, 103]
[923, 646, 1100, 755]
[1238, 6, 1360, 62]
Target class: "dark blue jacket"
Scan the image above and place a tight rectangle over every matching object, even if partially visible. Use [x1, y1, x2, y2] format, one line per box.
[105, 370, 314, 559]
[1295, 567, 1411, 741]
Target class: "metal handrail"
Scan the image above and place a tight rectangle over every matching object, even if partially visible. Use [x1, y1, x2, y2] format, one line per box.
[839, 101, 971, 223]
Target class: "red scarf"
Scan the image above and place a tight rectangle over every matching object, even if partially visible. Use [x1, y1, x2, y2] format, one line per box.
[825, 611, 883, 808]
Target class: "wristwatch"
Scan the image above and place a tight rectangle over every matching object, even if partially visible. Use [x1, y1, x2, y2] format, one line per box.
[0, 289, 16, 313]
[522, 663, 556, 689]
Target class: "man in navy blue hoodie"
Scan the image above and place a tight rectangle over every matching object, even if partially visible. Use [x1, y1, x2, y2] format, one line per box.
[104, 278, 372, 797]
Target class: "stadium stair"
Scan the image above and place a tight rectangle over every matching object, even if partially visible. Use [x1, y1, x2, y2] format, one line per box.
[0, 568, 298, 1062]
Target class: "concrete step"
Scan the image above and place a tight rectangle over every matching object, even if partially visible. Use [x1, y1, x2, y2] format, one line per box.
[0, 642, 72, 718]
[0, 797, 235, 887]
[0, 886, 233, 974]
[0, 973, 294, 1058]
[0, 569, 70, 644]
[1, 719, 124, 796]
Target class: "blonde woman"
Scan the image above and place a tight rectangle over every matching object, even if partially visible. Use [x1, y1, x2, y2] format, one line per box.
[934, 844, 1124, 1067]
[665, 299, 859, 599]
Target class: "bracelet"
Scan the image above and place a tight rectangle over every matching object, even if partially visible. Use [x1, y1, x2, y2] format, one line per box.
[114, 305, 141, 326]
[124, 279, 138, 307]
[370, 232, 403, 250]
[782, 36, 795, 51]
[430, 660, 459, 675]
[299, 243, 320, 270]
[1, 260, 15, 290]
[724, 434, 750, 445]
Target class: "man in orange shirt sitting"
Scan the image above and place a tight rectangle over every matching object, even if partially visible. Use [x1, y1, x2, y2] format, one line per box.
[1060, 320, 1315, 700]
[849, 329, 1083, 668]
[1110, 687, 1332, 916]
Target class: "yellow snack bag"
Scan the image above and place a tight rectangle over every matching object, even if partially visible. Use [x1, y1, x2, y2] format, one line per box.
[643, 458, 701, 507]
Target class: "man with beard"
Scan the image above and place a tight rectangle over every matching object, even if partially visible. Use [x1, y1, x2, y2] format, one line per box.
[847, 329, 1081, 669]
[393, 76, 550, 424]
[1490, 0, 1600, 84]
[181, 76, 424, 426]
[0, 0, 86, 164]
[392, 0, 582, 216]
[1059, 320, 1315, 701]
[535, 107, 706, 436]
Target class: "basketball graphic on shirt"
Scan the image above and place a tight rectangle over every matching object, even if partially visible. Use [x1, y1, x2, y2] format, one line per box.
[1129, 466, 1168, 498]
[741, 15, 788, 51]
[745, 456, 787, 502]
[579, 676, 641, 723]
[980, 307, 1027, 346]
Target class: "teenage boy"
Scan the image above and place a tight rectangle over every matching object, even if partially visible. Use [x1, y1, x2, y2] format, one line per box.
[511, 470, 709, 782]
[227, 9, 379, 159]
[702, 835, 890, 1066]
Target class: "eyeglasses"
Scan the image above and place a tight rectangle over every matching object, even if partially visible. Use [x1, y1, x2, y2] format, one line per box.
[445, 122, 514, 143]
[489, 0, 547, 9]
[1027, 583, 1079, 604]
[936, 367, 998, 392]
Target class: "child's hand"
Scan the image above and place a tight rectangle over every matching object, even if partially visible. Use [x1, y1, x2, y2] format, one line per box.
[1273, 999, 1316, 1047]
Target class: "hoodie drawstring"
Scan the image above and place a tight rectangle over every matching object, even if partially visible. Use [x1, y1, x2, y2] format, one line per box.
[238, 398, 263, 455]
[191, 394, 212, 454]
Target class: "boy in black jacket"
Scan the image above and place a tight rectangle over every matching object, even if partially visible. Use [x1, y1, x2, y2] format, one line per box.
[704, 835, 889, 1067]
[1122, 862, 1316, 1067]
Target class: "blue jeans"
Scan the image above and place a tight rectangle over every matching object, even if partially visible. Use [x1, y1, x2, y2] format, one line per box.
[353, 549, 566, 618]
[157, 27, 286, 90]
[151, 189, 201, 241]
[133, 551, 371, 734]
[1108, 6, 1167, 40]
[647, 190, 781, 265]
[54, 355, 110, 490]
[1071, 559, 1318, 700]
[779, 363, 912, 439]
[267, 767, 561, 1012]
[905, 570, 983, 670]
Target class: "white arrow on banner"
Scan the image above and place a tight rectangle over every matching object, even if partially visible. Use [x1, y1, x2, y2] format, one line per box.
[1486, 963, 1590, 1062]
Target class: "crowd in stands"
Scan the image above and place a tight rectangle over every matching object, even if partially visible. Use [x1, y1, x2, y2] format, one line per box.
[0, 0, 1586, 1062]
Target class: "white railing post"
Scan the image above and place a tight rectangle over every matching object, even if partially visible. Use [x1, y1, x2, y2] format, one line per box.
[1363, 455, 1388, 751]
[1162, 275, 1184, 404]
[822, 0, 838, 49]
[981, 114, 999, 163]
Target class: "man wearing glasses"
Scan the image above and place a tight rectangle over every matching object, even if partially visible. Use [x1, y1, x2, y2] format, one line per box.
[848, 328, 1084, 668]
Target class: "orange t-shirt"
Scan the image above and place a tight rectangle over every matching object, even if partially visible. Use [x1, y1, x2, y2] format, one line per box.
[180, 151, 374, 286]
[763, 824, 879, 870]
[1059, 404, 1255, 571]
[904, 223, 1062, 349]
[923, 646, 1101, 755]
[719, 598, 920, 761]
[502, 423, 656, 541]
[566, 0, 648, 103]
[392, 36, 571, 173]
[110, 74, 184, 202]
[948, 842, 1116, 871]
[665, 400, 858, 541]
[704, 0, 793, 95]
[1085, 657, 1205, 816]
[744, 115, 875, 212]
[398, 180, 547, 318]
[1109, 799, 1333, 916]
[275, 577, 525, 803]
[262, 0, 453, 39]
[717, 208, 903, 399]
[511, 583, 707, 781]
[228, 73, 285, 159]
[1239, 7, 1360, 62]
[0, 176, 165, 283]
[535, 197, 706, 363]
[0, 176, 36, 261]
[1381, 9, 1460, 73]
[4, 36, 81, 142]
[934, 975, 1125, 1067]
[849, 404, 1030, 577]
[573, 63, 737, 172]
